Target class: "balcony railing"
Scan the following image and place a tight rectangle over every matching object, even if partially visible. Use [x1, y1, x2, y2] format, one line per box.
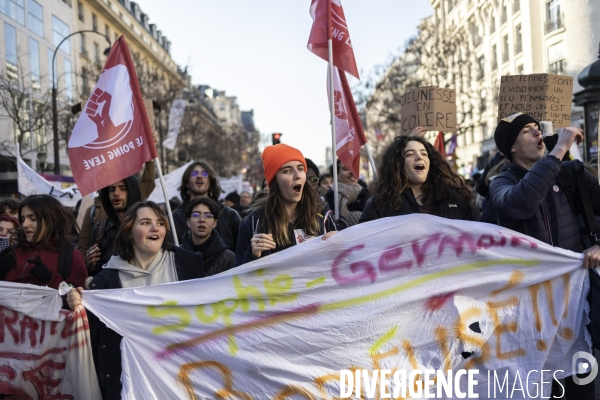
[545, 13, 564, 34]
[548, 59, 566, 75]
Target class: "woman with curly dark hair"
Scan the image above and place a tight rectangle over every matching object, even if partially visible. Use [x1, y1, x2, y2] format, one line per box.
[360, 136, 474, 222]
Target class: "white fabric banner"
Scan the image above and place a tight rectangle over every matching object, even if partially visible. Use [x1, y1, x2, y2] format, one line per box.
[147, 161, 194, 203]
[218, 174, 243, 200]
[162, 99, 187, 150]
[0, 282, 102, 399]
[15, 144, 82, 207]
[83, 215, 592, 399]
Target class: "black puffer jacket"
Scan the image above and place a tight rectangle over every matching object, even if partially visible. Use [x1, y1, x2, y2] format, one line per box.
[88, 246, 204, 400]
[234, 209, 337, 267]
[490, 156, 600, 252]
[181, 230, 234, 276]
[173, 200, 241, 253]
[90, 176, 142, 274]
[359, 188, 473, 223]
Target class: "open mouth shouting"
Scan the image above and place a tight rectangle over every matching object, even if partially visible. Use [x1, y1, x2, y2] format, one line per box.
[537, 138, 545, 150]
[147, 234, 162, 241]
[414, 163, 427, 172]
[292, 184, 302, 196]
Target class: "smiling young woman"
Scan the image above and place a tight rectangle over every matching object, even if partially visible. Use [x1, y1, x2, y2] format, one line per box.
[234, 144, 337, 267]
[360, 136, 474, 223]
[67, 201, 204, 398]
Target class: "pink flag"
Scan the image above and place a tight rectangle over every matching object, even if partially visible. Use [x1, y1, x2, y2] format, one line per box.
[68, 36, 157, 196]
[327, 67, 366, 177]
[434, 131, 446, 157]
[308, 0, 359, 79]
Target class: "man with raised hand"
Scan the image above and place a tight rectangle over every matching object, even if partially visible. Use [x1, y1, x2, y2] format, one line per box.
[490, 112, 600, 397]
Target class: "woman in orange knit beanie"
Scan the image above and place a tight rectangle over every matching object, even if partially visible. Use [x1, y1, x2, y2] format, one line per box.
[234, 144, 337, 266]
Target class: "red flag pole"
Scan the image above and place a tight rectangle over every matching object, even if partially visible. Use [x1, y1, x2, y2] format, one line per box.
[327, 0, 339, 220]
[154, 156, 179, 246]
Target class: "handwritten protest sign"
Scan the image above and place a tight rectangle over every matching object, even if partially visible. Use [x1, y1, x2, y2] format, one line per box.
[0, 282, 101, 399]
[83, 215, 590, 399]
[498, 74, 574, 127]
[400, 87, 457, 134]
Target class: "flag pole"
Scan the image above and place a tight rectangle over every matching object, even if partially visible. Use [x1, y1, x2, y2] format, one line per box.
[154, 156, 179, 246]
[364, 143, 377, 180]
[327, 0, 339, 220]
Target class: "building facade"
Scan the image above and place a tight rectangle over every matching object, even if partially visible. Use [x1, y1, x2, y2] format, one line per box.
[366, 0, 600, 177]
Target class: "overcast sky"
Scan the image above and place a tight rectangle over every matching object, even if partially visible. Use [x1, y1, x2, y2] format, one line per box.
[134, 0, 433, 167]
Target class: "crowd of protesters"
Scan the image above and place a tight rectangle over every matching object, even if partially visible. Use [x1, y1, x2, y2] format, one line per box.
[1, 112, 600, 398]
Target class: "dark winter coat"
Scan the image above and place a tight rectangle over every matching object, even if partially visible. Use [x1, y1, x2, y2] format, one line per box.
[89, 176, 142, 275]
[476, 151, 504, 224]
[489, 156, 600, 252]
[88, 246, 204, 400]
[359, 188, 474, 223]
[181, 230, 234, 276]
[234, 209, 337, 267]
[173, 200, 241, 253]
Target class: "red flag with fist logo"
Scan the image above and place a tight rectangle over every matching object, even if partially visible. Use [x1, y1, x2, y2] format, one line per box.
[308, 0, 359, 79]
[68, 35, 157, 196]
[327, 67, 366, 177]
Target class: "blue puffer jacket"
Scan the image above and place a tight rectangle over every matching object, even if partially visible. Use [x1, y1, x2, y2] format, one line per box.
[490, 156, 600, 252]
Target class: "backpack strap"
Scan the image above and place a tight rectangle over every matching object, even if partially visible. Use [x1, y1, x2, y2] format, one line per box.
[57, 243, 75, 281]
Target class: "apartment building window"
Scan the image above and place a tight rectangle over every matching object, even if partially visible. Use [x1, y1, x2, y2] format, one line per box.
[517, 64, 524, 74]
[482, 123, 490, 139]
[502, 35, 509, 63]
[0, 0, 25, 25]
[492, 44, 498, 70]
[27, 0, 43, 37]
[513, 0, 520, 13]
[477, 56, 485, 80]
[4, 22, 18, 79]
[545, 0, 563, 34]
[490, 12, 496, 34]
[105, 24, 110, 39]
[64, 58, 73, 101]
[93, 42, 99, 63]
[548, 41, 566, 74]
[515, 24, 522, 54]
[500, 3, 507, 24]
[92, 13, 97, 32]
[47, 48, 55, 83]
[29, 37, 40, 89]
[52, 15, 70, 54]
[77, 1, 83, 21]
[81, 67, 89, 94]
[79, 33, 86, 55]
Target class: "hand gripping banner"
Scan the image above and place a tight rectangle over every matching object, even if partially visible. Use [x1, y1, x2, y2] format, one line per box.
[83, 215, 592, 399]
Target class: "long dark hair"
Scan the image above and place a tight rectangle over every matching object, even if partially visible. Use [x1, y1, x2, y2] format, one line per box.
[179, 161, 222, 202]
[16, 195, 78, 251]
[371, 136, 471, 210]
[251, 178, 323, 246]
[115, 201, 170, 262]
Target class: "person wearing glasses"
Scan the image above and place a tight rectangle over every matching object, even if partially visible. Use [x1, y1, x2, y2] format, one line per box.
[173, 162, 242, 252]
[305, 158, 321, 192]
[181, 197, 234, 276]
[234, 144, 337, 267]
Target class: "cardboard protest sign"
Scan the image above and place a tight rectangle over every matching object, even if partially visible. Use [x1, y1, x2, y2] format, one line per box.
[498, 74, 574, 128]
[400, 87, 457, 134]
[83, 215, 590, 399]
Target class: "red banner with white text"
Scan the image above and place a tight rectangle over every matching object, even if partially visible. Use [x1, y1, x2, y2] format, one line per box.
[68, 35, 157, 196]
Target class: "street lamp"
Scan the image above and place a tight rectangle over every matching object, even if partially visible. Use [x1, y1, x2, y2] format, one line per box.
[52, 30, 111, 175]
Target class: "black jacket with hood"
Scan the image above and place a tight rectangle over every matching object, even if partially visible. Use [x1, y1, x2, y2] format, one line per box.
[173, 199, 241, 253]
[359, 188, 474, 223]
[180, 229, 234, 276]
[88, 246, 204, 400]
[90, 176, 141, 274]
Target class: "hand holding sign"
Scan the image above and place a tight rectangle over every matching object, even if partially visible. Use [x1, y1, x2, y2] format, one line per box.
[86, 88, 126, 141]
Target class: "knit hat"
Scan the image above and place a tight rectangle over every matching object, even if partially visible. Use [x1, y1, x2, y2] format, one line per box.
[262, 144, 307, 185]
[225, 191, 240, 204]
[493, 112, 539, 160]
